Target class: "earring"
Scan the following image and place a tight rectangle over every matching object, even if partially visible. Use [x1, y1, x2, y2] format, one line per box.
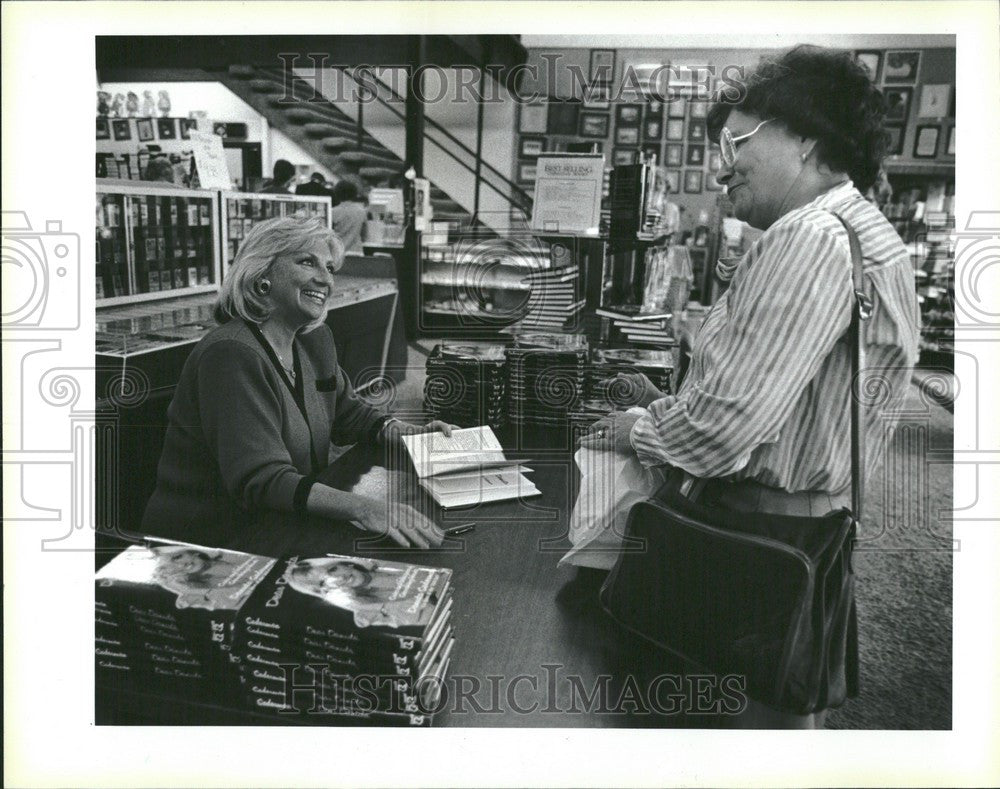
[253, 278, 271, 296]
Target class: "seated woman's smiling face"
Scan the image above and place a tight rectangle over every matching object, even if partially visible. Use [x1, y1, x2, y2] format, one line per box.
[265, 236, 338, 329]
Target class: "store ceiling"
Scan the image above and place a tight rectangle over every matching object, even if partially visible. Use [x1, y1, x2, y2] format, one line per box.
[96, 35, 527, 77]
[520, 34, 955, 49]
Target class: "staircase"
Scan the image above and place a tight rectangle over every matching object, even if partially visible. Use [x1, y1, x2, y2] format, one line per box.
[213, 64, 474, 227]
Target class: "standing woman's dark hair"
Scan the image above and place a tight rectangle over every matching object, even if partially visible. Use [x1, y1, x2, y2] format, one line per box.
[707, 45, 887, 191]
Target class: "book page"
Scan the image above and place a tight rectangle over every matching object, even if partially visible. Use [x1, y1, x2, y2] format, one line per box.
[401, 426, 508, 478]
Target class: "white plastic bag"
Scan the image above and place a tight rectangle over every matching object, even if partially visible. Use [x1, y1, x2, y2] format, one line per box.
[560, 444, 668, 570]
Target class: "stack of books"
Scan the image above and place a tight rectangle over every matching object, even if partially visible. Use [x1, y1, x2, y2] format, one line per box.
[513, 266, 584, 331]
[423, 344, 507, 431]
[95, 541, 277, 701]
[586, 347, 675, 407]
[232, 553, 454, 726]
[595, 306, 675, 347]
[506, 332, 589, 427]
[96, 540, 455, 726]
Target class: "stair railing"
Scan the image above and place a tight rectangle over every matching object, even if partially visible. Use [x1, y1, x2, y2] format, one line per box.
[339, 66, 533, 216]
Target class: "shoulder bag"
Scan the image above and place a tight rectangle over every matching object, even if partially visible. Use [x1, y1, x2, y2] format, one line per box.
[599, 212, 869, 715]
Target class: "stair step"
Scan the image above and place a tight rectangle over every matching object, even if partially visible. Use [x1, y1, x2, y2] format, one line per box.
[248, 79, 280, 93]
[321, 136, 356, 153]
[432, 199, 463, 214]
[228, 65, 256, 79]
[358, 166, 399, 181]
[282, 107, 333, 125]
[336, 151, 371, 165]
[302, 122, 341, 139]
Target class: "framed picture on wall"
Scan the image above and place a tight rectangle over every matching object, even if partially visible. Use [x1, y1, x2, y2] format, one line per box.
[590, 49, 616, 83]
[579, 112, 610, 138]
[665, 143, 683, 166]
[666, 119, 685, 141]
[855, 51, 882, 82]
[883, 50, 921, 84]
[612, 148, 638, 166]
[884, 124, 905, 156]
[582, 82, 612, 109]
[708, 147, 722, 172]
[687, 119, 706, 142]
[615, 104, 642, 126]
[688, 99, 708, 119]
[518, 163, 538, 183]
[519, 100, 548, 134]
[918, 84, 951, 118]
[136, 118, 154, 142]
[946, 125, 955, 156]
[646, 99, 664, 118]
[643, 117, 663, 141]
[665, 170, 680, 194]
[684, 170, 703, 193]
[668, 96, 686, 118]
[519, 136, 546, 158]
[96, 117, 110, 140]
[111, 119, 131, 141]
[179, 118, 193, 140]
[913, 125, 940, 158]
[548, 100, 581, 135]
[615, 126, 640, 145]
[642, 144, 662, 164]
[884, 88, 912, 123]
[623, 59, 666, 98]
[156, 118, 177, 139]
[686, 145, 705, 166]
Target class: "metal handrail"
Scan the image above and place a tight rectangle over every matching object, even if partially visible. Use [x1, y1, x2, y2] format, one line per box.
[338, 67, 533, 212]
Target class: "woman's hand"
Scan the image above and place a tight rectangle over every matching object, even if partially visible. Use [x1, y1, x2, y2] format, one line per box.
[381, 418, 458, 448]
[578, 410, 646, 455]
[353, 496, 445, 549]
[600, 373, 668, 409]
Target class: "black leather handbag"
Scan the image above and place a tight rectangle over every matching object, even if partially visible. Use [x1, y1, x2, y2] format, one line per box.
[600, 213, 868, 715]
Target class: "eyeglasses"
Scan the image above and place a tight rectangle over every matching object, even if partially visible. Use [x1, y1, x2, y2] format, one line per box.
[720, 119, 773, 168]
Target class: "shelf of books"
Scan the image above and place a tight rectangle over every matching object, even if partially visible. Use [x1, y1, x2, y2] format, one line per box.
[220, 191, 331, 270]
[96, 183, 221, 307]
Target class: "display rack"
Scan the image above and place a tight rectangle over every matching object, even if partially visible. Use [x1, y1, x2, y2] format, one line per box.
[96, 183, 221, 307]
[418, 231, 596, 338]
[219, 190, 331, 269]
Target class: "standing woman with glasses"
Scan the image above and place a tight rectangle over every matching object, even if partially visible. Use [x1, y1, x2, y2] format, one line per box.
[142, 216, 452, 549]
[580, 45, 920, 727]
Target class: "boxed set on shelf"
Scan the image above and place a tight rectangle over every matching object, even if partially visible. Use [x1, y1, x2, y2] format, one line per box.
[96, 184, 219, 303]
[96, 539, 453, 726]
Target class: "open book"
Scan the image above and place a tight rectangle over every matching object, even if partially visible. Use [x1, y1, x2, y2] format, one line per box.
[401, 426, 540, 508]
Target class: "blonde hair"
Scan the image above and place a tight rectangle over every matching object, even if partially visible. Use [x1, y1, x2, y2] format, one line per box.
[215, 216, 345, 333]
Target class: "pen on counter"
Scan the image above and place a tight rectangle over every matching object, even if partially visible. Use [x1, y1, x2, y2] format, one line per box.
[445, 523, 476, 536]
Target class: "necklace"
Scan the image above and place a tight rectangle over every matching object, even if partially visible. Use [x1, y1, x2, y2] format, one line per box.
[275, 352, 296, 381]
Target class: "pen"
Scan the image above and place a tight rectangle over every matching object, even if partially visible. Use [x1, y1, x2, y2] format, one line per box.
[445, 523, 476, 536]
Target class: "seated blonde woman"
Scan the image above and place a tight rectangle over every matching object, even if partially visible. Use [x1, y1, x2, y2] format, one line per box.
[142, 216, 451, 549]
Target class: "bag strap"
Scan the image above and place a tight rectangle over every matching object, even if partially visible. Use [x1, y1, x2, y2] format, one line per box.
[830, 211, 871, 524]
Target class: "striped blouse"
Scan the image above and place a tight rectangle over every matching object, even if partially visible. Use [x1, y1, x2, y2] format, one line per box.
[630, 181, 920, 493]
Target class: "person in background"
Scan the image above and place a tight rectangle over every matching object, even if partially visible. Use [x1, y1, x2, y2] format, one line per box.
[260, 159, 296, 194]
[296, 172, 335, 199]
[329, 177, 368, 253]
[141, 216, 453, 549]
[580, 44, 919, 729]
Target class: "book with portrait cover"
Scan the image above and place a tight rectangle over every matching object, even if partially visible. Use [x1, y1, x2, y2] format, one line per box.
[234, 554, 452, 653]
